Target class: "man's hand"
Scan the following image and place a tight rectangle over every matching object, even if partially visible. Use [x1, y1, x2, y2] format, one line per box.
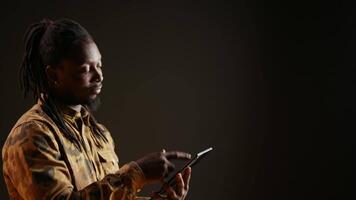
[154, 167, 192, 200]
[135, 150, 191, 184]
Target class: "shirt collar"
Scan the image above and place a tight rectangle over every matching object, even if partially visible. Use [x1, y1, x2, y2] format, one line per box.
[37, 99, 91, 125]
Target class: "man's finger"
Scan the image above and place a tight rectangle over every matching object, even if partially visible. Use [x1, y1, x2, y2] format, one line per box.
[165, 185, 178, 200]
[165, 151, 191, 160]
[182, 167, 191, 190]
[176, 173, 184, 196]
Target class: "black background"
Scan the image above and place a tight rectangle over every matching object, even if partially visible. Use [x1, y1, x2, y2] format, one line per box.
[0, 1, 353, 199]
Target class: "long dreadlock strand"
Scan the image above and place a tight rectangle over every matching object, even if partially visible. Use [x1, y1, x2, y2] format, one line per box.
[20, 21, 49, 99]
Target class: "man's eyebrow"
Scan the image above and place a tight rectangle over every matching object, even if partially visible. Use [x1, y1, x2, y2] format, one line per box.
[80, 58, 102, 66]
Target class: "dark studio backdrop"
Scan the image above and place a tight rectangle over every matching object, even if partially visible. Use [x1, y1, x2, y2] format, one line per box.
[0, 1, 353, 199]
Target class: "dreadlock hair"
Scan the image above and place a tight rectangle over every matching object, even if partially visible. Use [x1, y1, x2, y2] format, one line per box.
[19, 18, 108, 150]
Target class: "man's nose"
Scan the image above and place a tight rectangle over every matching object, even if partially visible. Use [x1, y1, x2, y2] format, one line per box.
[93, 67, 103, 82]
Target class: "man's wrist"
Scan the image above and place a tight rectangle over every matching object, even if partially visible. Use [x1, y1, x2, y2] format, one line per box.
[125, 161, 146, 192]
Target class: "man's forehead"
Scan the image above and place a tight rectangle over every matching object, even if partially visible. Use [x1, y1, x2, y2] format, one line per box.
[66, 41, 101, 65]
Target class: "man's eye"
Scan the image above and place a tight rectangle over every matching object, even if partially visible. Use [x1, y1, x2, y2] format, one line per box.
[80, 69, 89, 74]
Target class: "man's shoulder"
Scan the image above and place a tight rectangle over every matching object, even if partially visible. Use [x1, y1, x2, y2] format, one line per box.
[1, 105, 61, 178]
[13, 103, 51, 129]
[3, 104, 57, 152]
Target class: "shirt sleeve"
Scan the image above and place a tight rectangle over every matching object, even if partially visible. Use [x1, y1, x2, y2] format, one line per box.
[2, 121, 146, 200]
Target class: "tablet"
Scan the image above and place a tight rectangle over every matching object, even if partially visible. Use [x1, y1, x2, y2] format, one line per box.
[157, 147, 213, 196]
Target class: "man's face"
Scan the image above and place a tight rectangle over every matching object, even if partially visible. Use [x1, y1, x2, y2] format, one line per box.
[51, 40, 103, 106]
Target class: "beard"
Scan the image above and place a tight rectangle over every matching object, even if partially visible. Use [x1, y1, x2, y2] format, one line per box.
[50, 90, 102, 112]
[84, 96, 101, 112]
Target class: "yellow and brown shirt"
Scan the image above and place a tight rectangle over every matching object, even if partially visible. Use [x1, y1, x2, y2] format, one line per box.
[2, 100, 148, 200]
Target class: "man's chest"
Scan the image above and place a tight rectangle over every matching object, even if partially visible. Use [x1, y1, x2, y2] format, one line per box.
[58, 127, 119, 190]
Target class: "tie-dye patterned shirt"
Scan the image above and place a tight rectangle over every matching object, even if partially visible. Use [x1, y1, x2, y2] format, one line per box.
[2, 100, 148, 200]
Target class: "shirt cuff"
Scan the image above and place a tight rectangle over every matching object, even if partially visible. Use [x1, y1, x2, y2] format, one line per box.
[119, 161, 146, 192]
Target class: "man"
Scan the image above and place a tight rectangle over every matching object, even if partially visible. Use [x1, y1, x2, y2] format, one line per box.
[2, 18, 192, 200]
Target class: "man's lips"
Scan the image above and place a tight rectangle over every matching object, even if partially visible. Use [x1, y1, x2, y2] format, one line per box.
[90, 84, 102, 94]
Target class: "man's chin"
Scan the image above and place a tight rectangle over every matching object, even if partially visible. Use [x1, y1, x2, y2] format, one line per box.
[83, 96, 101, 112]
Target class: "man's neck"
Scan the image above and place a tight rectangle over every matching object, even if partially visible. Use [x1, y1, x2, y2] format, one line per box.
[67, 104, 82, 112]
[43, 92, 83, 112]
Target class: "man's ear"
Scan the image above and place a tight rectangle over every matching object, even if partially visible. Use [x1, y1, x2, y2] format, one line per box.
[45, 65, 58, 85]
